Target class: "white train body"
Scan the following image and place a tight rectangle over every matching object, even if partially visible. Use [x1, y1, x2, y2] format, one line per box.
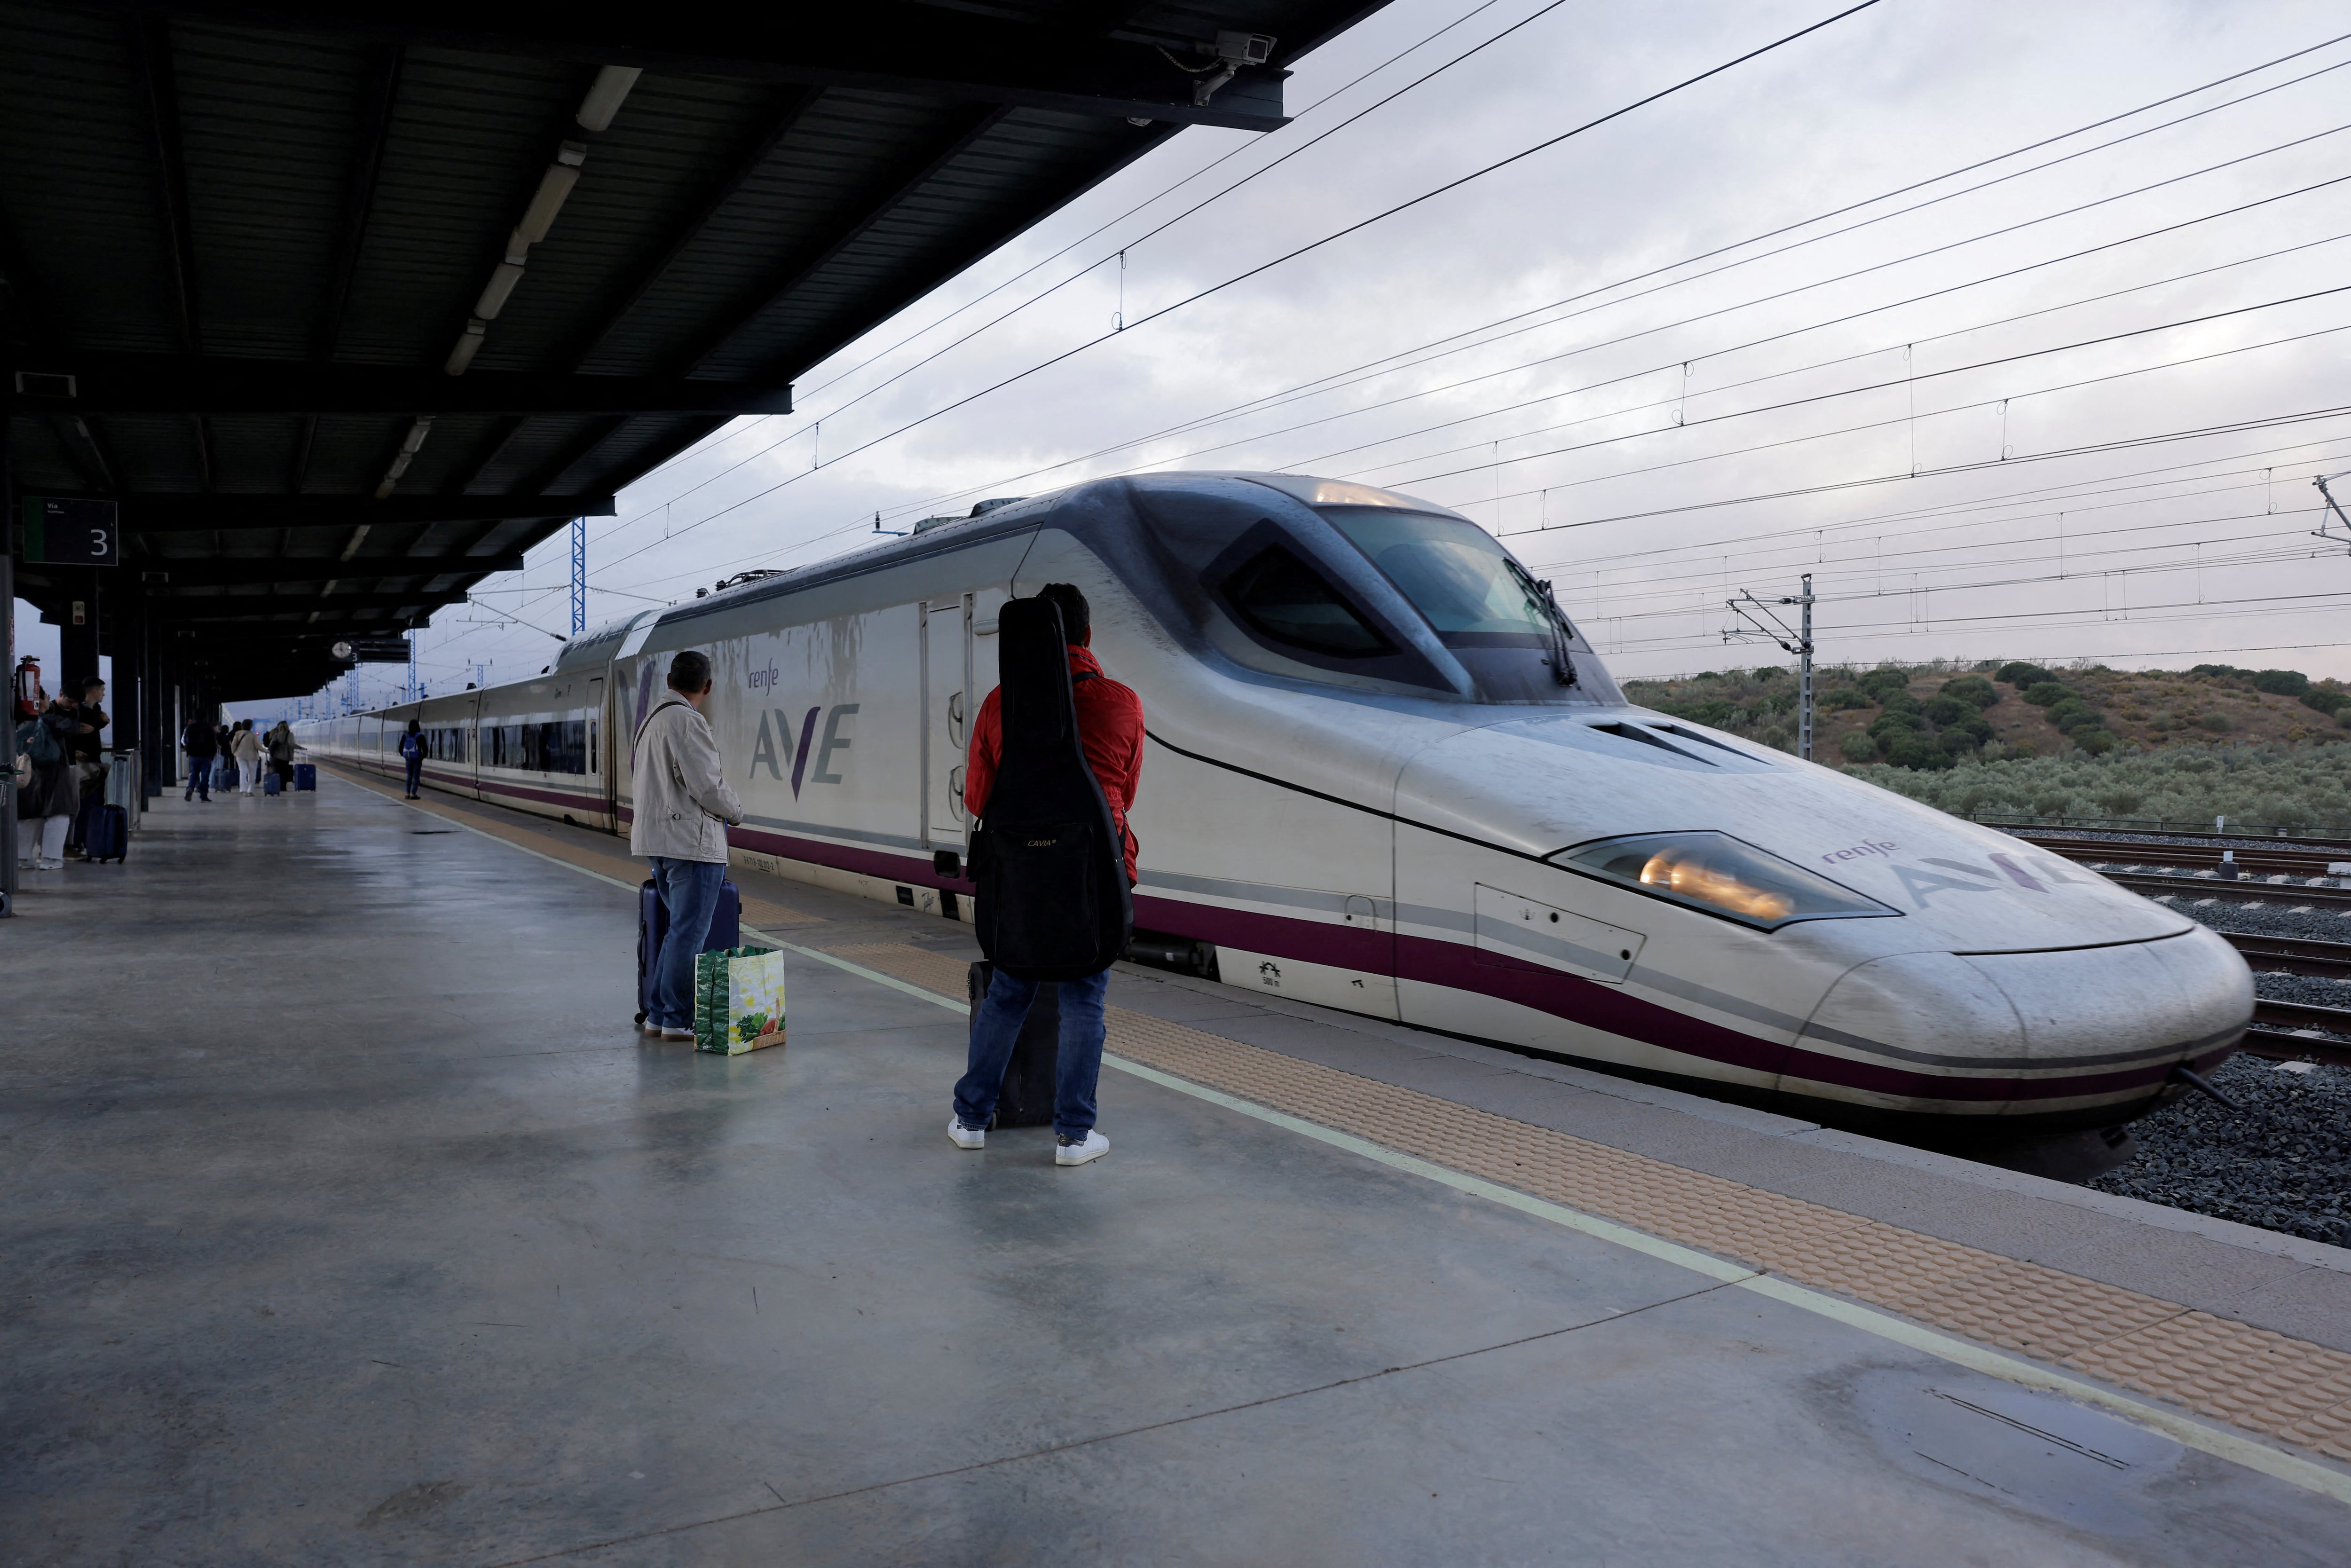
[300, 473, 2250, 1139]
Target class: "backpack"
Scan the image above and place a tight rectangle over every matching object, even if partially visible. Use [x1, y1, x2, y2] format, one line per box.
[969, 597, 1133, 981]
[19, 715, 62, 766]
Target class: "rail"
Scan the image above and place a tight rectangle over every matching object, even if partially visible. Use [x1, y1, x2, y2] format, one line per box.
[1972, 812, 2351, 850]
[2012, 833, 2350, 878]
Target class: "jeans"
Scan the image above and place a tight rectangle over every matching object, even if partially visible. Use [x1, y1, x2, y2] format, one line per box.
[404, 755, 423, 796]
[648, 856, 726, 1029]
[185, 756, 212, 800]
[953, 966, 1111, 1141]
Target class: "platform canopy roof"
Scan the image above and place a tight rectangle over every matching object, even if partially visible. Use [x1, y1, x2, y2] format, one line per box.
[2, 0, 1389, 698]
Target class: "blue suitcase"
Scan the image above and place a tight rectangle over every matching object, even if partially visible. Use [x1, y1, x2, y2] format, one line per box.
[636, 876, 742, 1025]
[294, 762, 316, 791]
[78, 799, 128, 863]
[967, 961, 1059, 1128]
[263, 770, 282, 796]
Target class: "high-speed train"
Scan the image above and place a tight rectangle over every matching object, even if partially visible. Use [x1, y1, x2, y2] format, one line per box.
[300, 471, 2250, 1151]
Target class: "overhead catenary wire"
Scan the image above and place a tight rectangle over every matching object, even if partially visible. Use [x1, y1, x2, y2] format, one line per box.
[444, 27, 2351, 682]
[578, 0, 1892, 579]
[850, 42, 2351, 529]
[580, 0, 1556, 528]
[575, 408, 2351, 627]
[1358, 294, 2351, 498]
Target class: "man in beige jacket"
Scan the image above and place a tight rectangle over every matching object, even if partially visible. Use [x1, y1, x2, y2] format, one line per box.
[630, 650, 744, 1039]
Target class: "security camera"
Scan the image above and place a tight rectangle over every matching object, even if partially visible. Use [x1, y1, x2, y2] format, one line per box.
[1215, 31, 1274, 65]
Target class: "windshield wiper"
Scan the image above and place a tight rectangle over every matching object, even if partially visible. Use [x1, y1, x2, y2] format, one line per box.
[1507, 560, 1580, 688]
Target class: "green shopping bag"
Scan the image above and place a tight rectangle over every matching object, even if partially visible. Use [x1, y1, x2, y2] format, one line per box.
[693, 947, 787, 1055]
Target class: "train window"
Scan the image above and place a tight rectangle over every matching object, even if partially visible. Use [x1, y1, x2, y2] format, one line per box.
[1320, 507, 1557, 640]
[1223, 545, 1395, 657]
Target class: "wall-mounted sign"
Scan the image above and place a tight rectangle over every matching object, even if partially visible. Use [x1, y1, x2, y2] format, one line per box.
[349, 636, 410, 664]
[22, 497, 119, 566]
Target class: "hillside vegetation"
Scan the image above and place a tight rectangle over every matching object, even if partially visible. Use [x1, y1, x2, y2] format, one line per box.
[1620, 660, 2351, 830]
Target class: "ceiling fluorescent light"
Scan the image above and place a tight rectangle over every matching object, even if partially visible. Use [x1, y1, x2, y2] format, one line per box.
[576, 66, 641, 133]
[474, 261, 524, 321]
[518, 142, 587, 243]
[445, 318, 488, 375]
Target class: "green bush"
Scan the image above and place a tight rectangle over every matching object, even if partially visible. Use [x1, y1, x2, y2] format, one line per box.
[2023, 681, 2071, 707]
[2199, 712, 2233, 733]
[2073, 729, 2119, 756]
[1857, 668, 1913, 700]
[2192, 663, 2241, 679]
[1822, 687, 1872, 711]
[1841, 741, 2351, 830]
[2252, 669, 2310, 696]
[1887, 736, 1956, 770]
[1840, 731, 1878, 762]
[1996, 662, 2052, 686]
[1939, 675, 2000, 709]
[1660, 699, 1736, 726]
[2301, 689, 2348, 715]
[1923, 695, 1974, 726]
[1868, 711, 1923, 740]
[1939, 729, 1980, 756]
[1751, 666, 1784, 682]
[1879, 691, 1923, 716]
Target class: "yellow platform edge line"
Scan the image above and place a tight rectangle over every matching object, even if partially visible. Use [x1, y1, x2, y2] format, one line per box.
[342, 764, 2351, 1506]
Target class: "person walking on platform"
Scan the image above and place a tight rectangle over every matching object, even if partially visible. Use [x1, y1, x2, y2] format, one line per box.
[950, 583, 1143, 1168]
[629, 650, 744, 1041]
[16, 694, 80, 870]
[181, 714, 218, 803]
[233, 720, 263, 795]
[213, 721, 235, 794]
[399, 719, 425, 799]
[265, 721, 294, 792]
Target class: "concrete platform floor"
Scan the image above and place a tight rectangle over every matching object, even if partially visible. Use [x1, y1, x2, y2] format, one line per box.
[4, 782, 2348, 1565]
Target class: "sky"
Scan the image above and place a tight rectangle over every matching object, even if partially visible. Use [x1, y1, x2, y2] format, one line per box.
[185, 0, 2351, 714]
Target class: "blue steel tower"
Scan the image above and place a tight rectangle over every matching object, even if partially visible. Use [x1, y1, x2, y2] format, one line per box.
[570, 517, 587, 638]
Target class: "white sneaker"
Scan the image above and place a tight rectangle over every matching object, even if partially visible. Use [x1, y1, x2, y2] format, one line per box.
[36, 859, 63, 871]
[660, 1025, 694, 1041]
[947, 1117, 985, 1150]
[639, 1018, 664, 1036]
[1055, 1130, 1109, 1167]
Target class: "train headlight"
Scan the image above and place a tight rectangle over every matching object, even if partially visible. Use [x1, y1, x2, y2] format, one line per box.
[1553, 831, 1893, 930]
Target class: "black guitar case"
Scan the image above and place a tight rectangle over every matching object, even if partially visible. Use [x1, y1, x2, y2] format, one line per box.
[970, 597, 1133, 980]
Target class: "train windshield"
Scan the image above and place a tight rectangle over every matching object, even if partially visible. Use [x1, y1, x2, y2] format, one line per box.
[1319, 507, 1556, 642]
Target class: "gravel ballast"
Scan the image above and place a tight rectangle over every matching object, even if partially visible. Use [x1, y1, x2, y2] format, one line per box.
[2089, 1056, 2351, 1248]
[2056, 877, 2351, 1244]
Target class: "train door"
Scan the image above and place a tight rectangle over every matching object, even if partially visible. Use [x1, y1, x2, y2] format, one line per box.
[920, 595, 971, 852]
[586, 677, 607, 826]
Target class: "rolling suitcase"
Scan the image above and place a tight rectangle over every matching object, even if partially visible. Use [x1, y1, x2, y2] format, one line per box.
[263, 770, 282, 796]
[294, 762, 316, 791]
[636, 876, 742, 1025]
[79, 801, 128, 864]
[967, 961, 1059, 1128]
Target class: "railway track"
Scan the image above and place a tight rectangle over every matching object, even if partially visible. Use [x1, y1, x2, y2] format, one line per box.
[2215, 930, 2351, 978]
[2014, 833, 2351, 878]
[2244, 994, 2351, 1067]
[2097, 870, 2351, 909]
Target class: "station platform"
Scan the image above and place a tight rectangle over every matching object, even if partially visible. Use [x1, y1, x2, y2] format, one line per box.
[7, 772, 2351, 1564]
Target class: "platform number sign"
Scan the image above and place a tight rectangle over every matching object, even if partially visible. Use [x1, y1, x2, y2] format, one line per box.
[22, 497, 119, 566]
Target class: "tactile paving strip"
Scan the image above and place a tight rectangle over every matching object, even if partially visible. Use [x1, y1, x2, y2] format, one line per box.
[319, 762, 822, 925]
[832, 941, 2351, 1464]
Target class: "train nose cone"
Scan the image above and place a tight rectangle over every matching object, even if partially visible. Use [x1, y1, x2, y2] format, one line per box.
[1791, 926, 2251, 1121]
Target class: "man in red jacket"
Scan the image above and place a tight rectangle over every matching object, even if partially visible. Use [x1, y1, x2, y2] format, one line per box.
[951, 582, 1142, 1167]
